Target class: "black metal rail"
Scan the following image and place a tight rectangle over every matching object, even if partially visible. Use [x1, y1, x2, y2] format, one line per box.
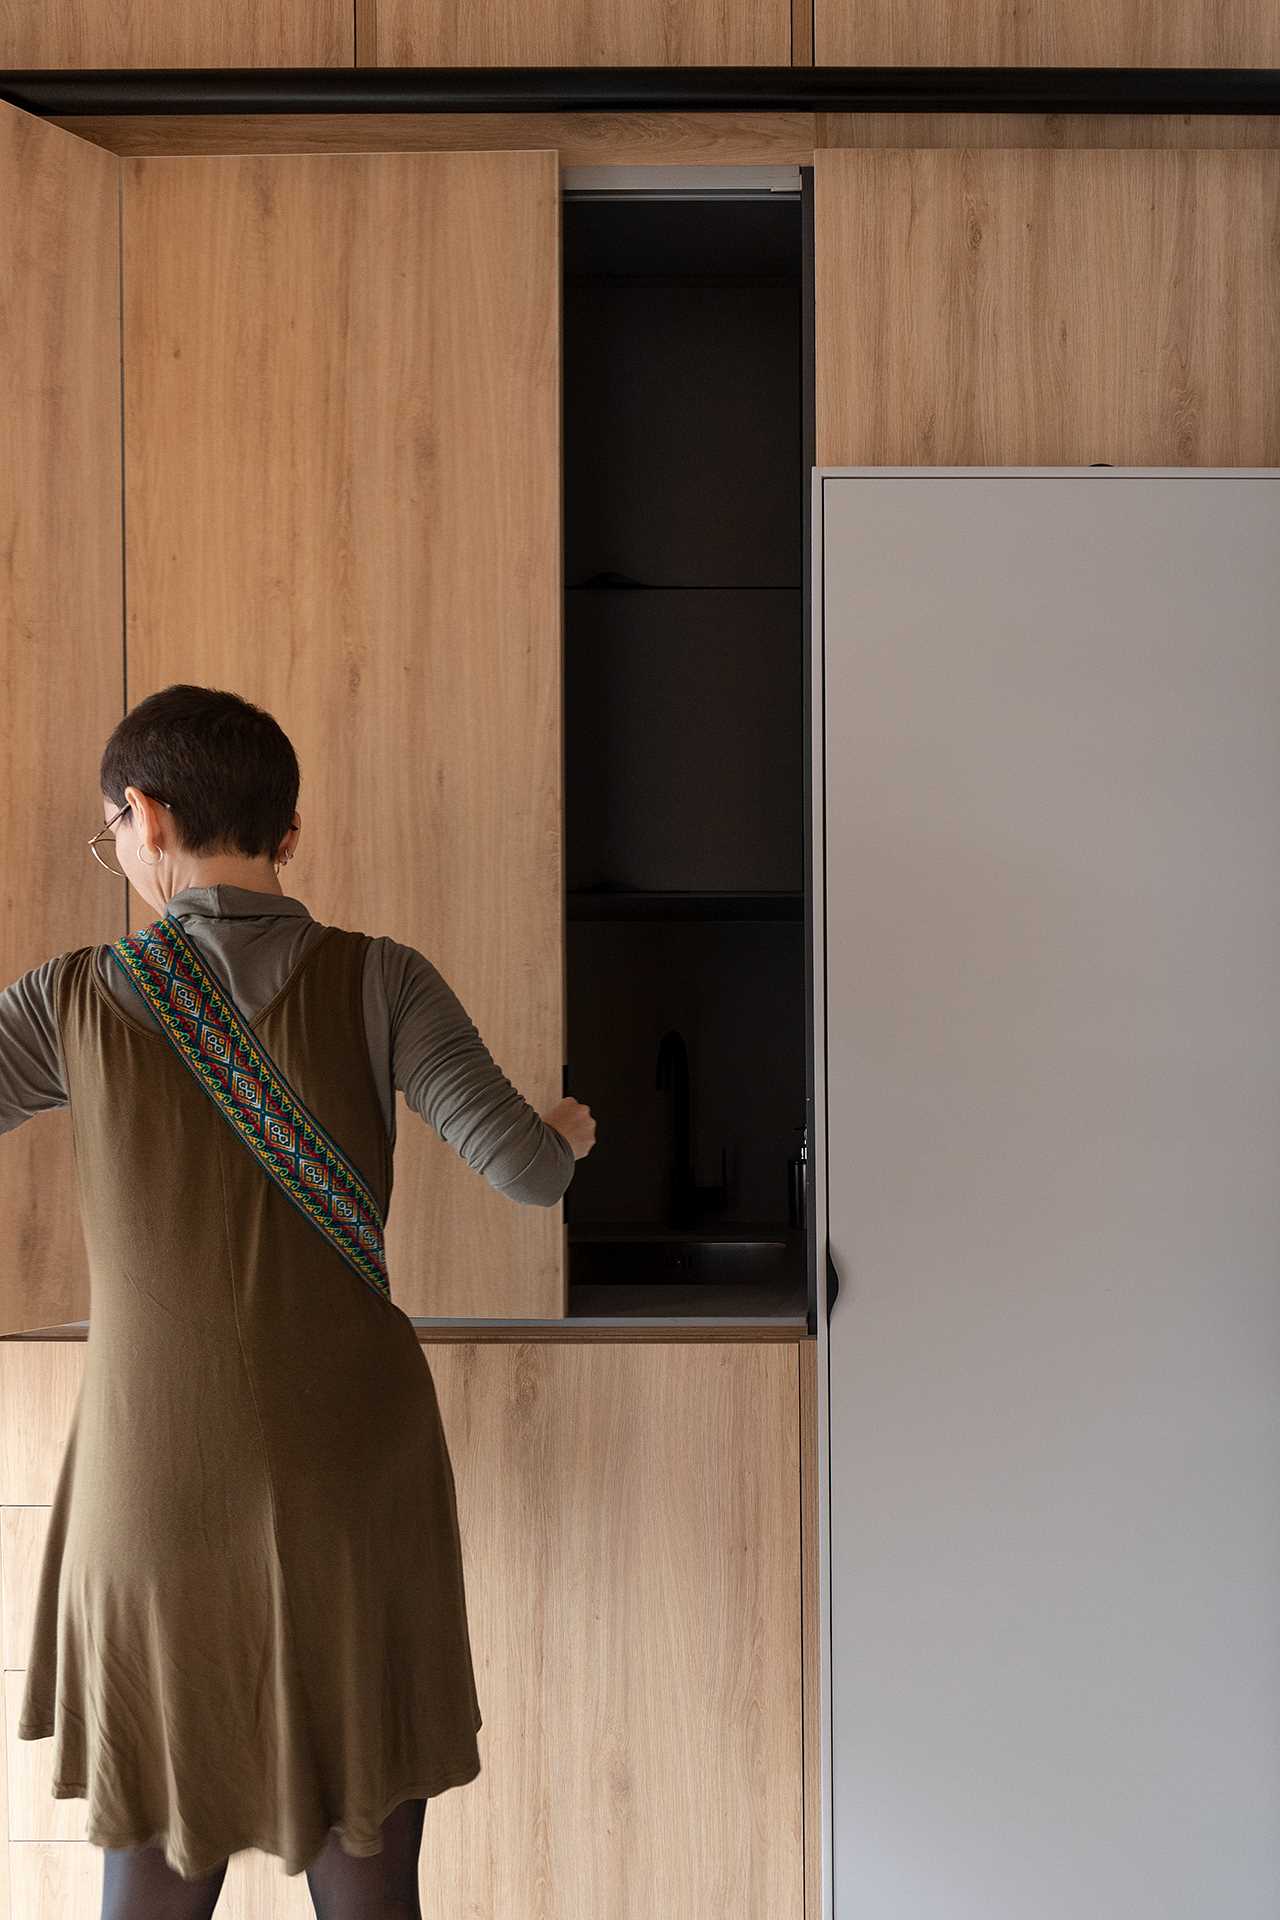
[1, 66, 1278, 116]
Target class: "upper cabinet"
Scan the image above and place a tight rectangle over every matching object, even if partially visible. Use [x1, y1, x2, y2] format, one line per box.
[0, 0, 790, 67]
[6, 0, 1280, 68]
[11, 0, 1278, 68]
[0, 0, 352, 66]
[815, 0, 1280, 65]
[358, 0, 791, 65]
[815, 146, 1280, 468]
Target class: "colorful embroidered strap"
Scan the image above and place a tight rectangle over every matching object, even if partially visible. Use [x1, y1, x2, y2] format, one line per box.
[107, 912, 392, 1304]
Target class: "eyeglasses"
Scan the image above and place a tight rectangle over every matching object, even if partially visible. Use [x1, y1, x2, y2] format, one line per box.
[88, 799, 171, 879]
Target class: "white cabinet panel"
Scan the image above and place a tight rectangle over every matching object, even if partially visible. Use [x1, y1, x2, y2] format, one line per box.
[815, 469, 1280, 1920]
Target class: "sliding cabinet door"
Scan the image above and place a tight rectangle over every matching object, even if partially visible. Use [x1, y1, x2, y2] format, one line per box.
[817, 468, 1280, 1917]
[0, 104, 123, 1340]
[123, 149, 564, 1319]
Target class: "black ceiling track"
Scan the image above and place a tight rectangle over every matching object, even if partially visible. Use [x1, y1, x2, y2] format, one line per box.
[1, 66, 1279, 117]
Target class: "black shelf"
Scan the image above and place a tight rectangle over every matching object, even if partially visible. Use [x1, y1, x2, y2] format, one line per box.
[566, 581, 802, 591]
[568, 889, 803, 921]
[569, 1221, 802, 1243]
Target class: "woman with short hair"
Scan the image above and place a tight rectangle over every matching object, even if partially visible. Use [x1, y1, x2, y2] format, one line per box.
[0, 682, 593, 1919]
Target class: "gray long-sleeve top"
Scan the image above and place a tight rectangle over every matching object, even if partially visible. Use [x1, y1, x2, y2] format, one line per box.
[0, 883, 575, 1208]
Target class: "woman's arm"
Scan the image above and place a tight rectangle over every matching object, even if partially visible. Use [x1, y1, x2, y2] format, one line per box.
[0, 954, 69, 1136]
[377, 936, 575, 1207]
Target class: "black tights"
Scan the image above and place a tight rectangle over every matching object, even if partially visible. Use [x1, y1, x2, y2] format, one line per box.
[100, 1794, 428, 1920]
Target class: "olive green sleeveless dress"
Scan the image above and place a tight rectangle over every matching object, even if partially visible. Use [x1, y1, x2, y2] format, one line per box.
[16, 925, 483, 1880]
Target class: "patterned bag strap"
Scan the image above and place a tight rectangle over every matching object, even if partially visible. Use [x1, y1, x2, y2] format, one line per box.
[107, 911, 392, 1304]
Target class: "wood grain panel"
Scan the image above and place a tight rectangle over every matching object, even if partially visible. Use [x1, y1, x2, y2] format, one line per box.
[816, 0, 1280, 65]
[428, 1338, 804, 1919]
[358, 0, 789, 66]
[0, 106, 121, 1341]
[0, 1509, 46, 1673]
[3, 1830, 101, 1918]
[4, 1832, 312, 1920]
[0, 1619, 7, 1920]
[820, 112, 1280, 148]
[47, 109, 1280, 166]
[0, 0, 351, 67]
[816, 146, 1280, 466]
[122, 149, 565, 1319]
[4, 1674, 88, 1843]
[799, 1336, 820, 1920]
[48, 110, 818, 161]
[0, 1344, 84, 1504]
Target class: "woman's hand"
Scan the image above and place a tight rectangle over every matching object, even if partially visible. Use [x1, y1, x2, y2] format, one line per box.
[543, 1096, 596, 1160]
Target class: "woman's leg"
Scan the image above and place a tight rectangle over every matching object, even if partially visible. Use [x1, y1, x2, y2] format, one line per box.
[304, 1794, 428, 1920]
[100, 1843, 229, 1919]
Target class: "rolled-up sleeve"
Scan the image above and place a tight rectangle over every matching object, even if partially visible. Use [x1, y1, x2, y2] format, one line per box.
[0, 955, 69, 1136]
[379, 937, 574, 1207]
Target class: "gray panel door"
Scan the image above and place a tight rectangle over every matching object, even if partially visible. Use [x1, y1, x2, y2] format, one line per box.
[819, 471, 1280, 1920]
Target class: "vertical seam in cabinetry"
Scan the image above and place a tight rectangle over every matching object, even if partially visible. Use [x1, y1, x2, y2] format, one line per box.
[821, 477, 833, 1920]
[801, 162, 816, 1335]
[117, 160, 128, 935]
[797, 1338, 807, 1916]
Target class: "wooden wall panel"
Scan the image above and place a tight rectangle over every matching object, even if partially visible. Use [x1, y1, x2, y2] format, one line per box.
[0, 105, 122, 1340]
[0, 0, 352, 68]
[816, 0, 1280, 66]
[122, 148, 566, 1320]
[427, 1339, 804, 1920]
[816, 147, 1280, 467]
[820, 112, 1280, 150]
[356, 0, 789, 68]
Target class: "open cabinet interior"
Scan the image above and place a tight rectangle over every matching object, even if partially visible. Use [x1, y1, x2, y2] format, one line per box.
[560, 178, 812, 1323]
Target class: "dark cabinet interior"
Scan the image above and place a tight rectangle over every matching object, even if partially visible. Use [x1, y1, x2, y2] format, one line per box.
[561, 182, 813, 1324]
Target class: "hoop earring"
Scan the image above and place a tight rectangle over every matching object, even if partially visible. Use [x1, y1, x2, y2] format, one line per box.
[138, 844, 162, 866]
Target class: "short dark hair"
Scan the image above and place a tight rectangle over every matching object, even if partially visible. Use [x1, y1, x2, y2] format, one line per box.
[99, 684, 300, 862]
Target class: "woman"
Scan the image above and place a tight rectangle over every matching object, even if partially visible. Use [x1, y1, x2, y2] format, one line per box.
[0, 683, 595, 1920]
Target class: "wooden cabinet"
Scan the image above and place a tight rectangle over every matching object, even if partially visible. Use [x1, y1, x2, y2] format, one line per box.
[814, 145, 1280, 468]
[357, 0, 791, 67]
[0, 1332, 813, 1918]
[0, 2, 352, 68]
[12, 0, 1280, 70]
[0, 115, 568, 1328]
[122, 145, 567, 1321]
[0, 0, 792, 68]
[1, 111, 818, 1334]
[814, 0, 1280, 65]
